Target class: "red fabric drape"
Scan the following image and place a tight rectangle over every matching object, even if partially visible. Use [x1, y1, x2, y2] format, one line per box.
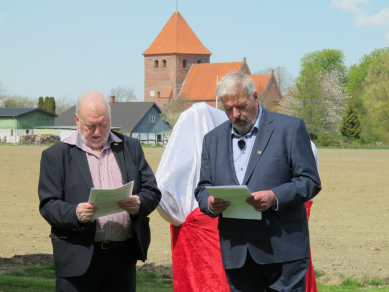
[170, 207, 230, 292]
[305, 200, 318, 292]
[171, 204, 317, 291]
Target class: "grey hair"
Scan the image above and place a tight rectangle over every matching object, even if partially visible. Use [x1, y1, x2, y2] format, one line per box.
[215, 72, 256, 101]
[76, 92, 111, 117]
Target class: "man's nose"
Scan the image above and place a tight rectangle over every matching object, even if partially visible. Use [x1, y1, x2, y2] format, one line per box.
[232, 107, 240, 119]
[93, 127, 101, 136]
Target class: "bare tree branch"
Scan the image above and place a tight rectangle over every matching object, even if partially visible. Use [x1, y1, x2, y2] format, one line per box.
[108, 86, 137, 102]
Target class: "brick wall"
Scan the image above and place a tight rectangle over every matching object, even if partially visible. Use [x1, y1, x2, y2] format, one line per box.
[144, 53, 210, 108]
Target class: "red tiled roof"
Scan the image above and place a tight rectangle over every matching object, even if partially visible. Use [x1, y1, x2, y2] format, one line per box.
[249, 75, 271, 94]
[178, 62, 244, 100]
[160, 87, 172, 98]
[143, 11, 211, 55]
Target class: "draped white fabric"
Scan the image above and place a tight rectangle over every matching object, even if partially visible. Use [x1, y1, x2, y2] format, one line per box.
[156, 102, 228, 226]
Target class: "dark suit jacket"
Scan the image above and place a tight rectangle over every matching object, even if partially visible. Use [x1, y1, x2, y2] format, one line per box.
[195, 108, 321, 269]
[38, 131, 161, 277]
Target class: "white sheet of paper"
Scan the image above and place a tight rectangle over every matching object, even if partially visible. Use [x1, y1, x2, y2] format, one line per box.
[205, 185, 262, 220]
[88, 181, 134, 219]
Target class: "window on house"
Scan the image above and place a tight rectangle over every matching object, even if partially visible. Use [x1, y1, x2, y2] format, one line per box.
[26, 130, 29, 134]
[11, 130, 13, 136]
[183, 60, 187, 69]
[149, 115, 155, 124]
[162, 59, 166, 68]
[157, 134, 162, 142]
[154, 60, 159, 69]
[157, 91, 160, 100]
[198, 60, 201, 63]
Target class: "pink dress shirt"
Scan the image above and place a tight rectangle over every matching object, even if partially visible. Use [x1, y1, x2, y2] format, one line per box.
[63, 131, 133, 242]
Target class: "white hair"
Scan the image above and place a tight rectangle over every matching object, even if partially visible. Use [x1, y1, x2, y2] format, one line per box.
[76, 92, 111, 117]
[215, 72, 256, 101]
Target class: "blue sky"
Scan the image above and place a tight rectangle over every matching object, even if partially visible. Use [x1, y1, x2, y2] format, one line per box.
[0, 0, 388, 103]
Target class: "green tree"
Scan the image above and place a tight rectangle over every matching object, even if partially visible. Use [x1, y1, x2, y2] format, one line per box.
[346, 47, 389, 95]
[300, 49, 347, 83]
[47, 97, 56, 114]
[293, 62, 323, 138]
[291, 49, 349, 139]
[340, 103, 361, 147]
[360, 51, 389, 142]
[38, 97, 44, 109]
[42, 96, 50, 111]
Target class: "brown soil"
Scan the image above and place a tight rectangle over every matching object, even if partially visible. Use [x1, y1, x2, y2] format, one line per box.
[0, 146, 388, 281]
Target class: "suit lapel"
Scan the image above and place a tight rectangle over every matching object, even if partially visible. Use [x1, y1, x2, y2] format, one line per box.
[111, 142, 128, 184]
[224, 122, 239, 185]
[70, 147, 93, 200]
[242, 108, 275, 185]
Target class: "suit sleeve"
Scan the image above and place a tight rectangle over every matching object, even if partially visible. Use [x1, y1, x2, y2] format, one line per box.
[38, 150, 82, 231]
[271, 119, 321, 214]
[130, 140, 162, 222]
[194, 135, 216, 217]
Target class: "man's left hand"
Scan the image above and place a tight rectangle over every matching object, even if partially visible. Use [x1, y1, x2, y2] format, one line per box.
[118, 195, 141, 215]
[246, 190, 277, 212]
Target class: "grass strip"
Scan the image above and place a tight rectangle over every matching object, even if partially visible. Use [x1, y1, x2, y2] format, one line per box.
[0, 263, 173, 292]
[2, 262, 389, 292]
[317, 283, 389, 291]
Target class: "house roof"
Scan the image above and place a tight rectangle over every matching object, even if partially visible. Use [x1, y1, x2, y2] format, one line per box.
[249, 75, 271, 94]
[177, 62, 245, 100]
[160, 87, 173, 99]
[55, 102, 163, 133]
[0, 108, 57, 117]
[143, 11, 211, 55]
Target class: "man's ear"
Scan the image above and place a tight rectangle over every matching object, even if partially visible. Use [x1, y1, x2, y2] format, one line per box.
[253, 90, 258, 102]
[75, 113, 80, 128]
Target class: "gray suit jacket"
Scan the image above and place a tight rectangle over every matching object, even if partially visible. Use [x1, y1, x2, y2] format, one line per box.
[38, 132, 161, 277]
[195, 108, 321, 269]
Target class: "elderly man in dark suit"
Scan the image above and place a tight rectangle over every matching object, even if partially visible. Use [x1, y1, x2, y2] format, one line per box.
[195, 72, 321, 292]
[38, 92, 161, 292]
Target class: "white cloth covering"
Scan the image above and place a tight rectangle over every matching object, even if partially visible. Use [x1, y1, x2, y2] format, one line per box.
[156, 102, 228, 226]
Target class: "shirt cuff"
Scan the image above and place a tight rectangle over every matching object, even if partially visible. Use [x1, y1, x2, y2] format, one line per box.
[208, 206, 219, 217]
[272, 198, 279, 211]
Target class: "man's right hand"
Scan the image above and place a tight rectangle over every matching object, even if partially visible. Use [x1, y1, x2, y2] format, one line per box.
[208, 196, 230, 215]
[76, 203, 98, 223]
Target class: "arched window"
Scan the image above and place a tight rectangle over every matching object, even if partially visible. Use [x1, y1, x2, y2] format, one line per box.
[162, 59, 166, 68]
[154, 60, 159, 69]
[183, 60, 187, 69]
[157, 91, 160, 100]
[198, 60, 201, 64]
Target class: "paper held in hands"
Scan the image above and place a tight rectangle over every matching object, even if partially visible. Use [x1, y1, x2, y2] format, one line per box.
[88, 181, 134, 219]
[205, 185, 262, 220]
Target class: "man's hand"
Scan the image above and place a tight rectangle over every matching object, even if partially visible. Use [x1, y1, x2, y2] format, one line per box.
[246, 190, 277, 212]
[208, 196, 230, 215]
[76, 202, 98, 223]
[118, 195, 141, 215]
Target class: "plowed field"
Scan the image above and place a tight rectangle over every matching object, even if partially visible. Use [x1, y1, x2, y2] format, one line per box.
[0, 146, 388, 280]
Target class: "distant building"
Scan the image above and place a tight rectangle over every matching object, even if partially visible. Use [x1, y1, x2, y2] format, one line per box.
[143, 11, 283, 111]
[143, 11, 212, 108]
[55, 99, 170, 145]
[0, 108, 57, 143]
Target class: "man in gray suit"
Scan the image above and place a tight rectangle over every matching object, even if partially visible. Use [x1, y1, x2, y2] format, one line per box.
[195, 72, 321, 291]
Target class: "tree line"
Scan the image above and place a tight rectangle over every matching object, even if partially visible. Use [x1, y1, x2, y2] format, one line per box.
[0, 86, 137, 116]
[280, 47, 389, 145]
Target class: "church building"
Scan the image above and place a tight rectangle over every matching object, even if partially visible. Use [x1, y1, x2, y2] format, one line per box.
[143, 11, 282, 110]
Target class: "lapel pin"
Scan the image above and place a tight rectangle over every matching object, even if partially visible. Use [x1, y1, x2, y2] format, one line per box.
[258, 151, 262, 155]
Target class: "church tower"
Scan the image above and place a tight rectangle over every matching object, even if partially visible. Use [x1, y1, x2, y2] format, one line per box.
[143, 11, 211, 107]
